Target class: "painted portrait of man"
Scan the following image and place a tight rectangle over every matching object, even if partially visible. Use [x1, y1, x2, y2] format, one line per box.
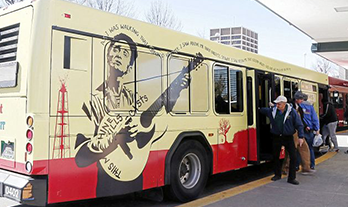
[75, 33, 145, 197]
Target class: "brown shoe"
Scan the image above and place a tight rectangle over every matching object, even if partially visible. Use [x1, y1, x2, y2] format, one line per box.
[301, 169, 315, 175]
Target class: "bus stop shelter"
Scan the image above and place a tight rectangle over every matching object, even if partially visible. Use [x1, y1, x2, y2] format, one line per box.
[256, 0, 348, 70]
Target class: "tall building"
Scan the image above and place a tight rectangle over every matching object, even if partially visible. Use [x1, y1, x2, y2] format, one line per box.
[210, 27, 258, 53]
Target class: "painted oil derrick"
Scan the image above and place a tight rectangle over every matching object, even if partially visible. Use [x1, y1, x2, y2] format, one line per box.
[52, 81, 71, 159]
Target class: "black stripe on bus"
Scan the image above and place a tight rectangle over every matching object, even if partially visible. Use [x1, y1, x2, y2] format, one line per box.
[0, 23, 20, 32]
[0, 48, 17, 55]
[63, 36, 71, 69]
[0, 56, 16, 63]
[0, 39, 18, 47]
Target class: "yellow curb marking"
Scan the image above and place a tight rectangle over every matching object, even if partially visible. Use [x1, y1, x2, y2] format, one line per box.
[337, 130, 348, 134]
[178, 151, 337, 207]
[315, 151, 337, 164]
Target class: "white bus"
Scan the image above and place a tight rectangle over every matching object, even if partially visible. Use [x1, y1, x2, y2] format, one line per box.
[0, 0, 329, 206]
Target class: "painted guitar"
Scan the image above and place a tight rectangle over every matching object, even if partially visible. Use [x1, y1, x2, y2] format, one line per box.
[76, 53, 204, 181]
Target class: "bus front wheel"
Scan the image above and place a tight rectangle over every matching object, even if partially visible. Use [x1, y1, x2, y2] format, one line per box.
[166, 140, 208, 202]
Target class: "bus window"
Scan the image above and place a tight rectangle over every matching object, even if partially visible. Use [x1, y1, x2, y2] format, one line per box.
[136, 51, 162, 112]
[168, 55, 208, 114]
[214, 65, 243, 114]
[214, 65, 229, 114]
[291, 81, 299, 98]
[0, 62, 18, 88]
[230, 68, 243, 112]
[0, 23, 19, 88]
[284, 80, 291, 100]
[274, 76, 281, 98]
[191, 63, 209, 112]
[63, 36, 89, 71]
[168, 56, 190, 113]
[331, 91, 343, 108]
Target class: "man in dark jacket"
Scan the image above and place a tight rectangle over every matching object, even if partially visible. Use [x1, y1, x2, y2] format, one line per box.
[321, 98, 339, 152]
[260, 95, 304, 185]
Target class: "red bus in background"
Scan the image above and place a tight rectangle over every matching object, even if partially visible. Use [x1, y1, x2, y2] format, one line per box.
[328, 77, 348, 131]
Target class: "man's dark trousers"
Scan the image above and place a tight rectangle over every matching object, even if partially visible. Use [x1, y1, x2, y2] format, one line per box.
[272, 135, 297, 181]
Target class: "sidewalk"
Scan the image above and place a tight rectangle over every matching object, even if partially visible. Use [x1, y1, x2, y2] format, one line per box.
[205, 149, 346, 207]
[181, 133, 348, 207]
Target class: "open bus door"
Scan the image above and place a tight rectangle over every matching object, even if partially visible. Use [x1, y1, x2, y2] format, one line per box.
[247, 70, 275, 164]
[256, 71, 275, 161]
[319, 84, 330, 133]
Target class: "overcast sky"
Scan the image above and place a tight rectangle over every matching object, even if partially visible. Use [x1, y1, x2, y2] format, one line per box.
[130, 0, 338, 75]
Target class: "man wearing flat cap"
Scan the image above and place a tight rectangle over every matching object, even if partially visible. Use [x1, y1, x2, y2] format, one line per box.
[260, 95, 304, 185]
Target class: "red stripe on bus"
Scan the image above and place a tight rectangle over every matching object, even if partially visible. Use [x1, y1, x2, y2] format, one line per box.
[48, 158, 98, 204]
[0, 159, 48, 175]
[32, 160, 48, 174]
[248, 128, 257, 162]
[47, 150, 168, 203]
[0, 158, 26, 174]
[142, 150, 168, 190]
[213, 130, 249, 174]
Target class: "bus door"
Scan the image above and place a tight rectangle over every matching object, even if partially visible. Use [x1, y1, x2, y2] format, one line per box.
[246, 70, 257, 163]
[214, 64, 248, 172]
[255, 71, 274, 161]
[318, 84, 330, 131]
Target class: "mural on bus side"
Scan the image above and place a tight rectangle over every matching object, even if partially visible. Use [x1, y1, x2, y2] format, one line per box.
[74, 33, 204, 196]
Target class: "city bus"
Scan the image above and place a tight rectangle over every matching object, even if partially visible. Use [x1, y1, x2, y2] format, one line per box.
[328, 76, 348, 131]
[0, 0, 329, 206]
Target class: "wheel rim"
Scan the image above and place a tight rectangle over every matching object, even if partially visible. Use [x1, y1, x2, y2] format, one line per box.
[178, 153, 201, 189]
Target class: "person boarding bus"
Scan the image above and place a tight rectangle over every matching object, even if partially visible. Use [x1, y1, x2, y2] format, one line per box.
[260, 95, 304, 185]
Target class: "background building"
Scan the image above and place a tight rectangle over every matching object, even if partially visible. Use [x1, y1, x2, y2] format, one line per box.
[210, 27, 258, 53]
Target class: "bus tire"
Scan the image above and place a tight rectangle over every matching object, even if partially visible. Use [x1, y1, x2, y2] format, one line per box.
[165, 140, 208, 202]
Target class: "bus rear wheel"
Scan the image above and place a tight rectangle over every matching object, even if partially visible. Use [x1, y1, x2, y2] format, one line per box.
[166, 140, 208, 202]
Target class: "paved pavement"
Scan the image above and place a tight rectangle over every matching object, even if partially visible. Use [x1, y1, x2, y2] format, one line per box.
[205, 149, 347, 207]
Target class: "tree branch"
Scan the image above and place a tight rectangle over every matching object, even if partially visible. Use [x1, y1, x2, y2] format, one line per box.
[145, 0, 182, 31]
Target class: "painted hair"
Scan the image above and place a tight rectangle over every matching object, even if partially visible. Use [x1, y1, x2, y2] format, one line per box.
[107, 33, 138, 66]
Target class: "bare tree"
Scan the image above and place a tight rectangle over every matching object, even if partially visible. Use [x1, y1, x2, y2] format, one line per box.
[87, 0, 115, 13]
[68, 0, 136, 18]
[313, 58, 333, 74]
[87, 0, 136, 17]
[1, 0, 23, 6]
[313, 57, 339, 77]
[215, 75, 227, 98]
[109, 0, 136, 17]
[69, 0, 88, 5]
[145, 0, 182, 31]
[196, 27, 207, 39]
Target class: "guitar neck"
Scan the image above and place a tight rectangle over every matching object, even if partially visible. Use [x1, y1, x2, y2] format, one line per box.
[140, 54, 203, 128]
[140, 69, 186, 128]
